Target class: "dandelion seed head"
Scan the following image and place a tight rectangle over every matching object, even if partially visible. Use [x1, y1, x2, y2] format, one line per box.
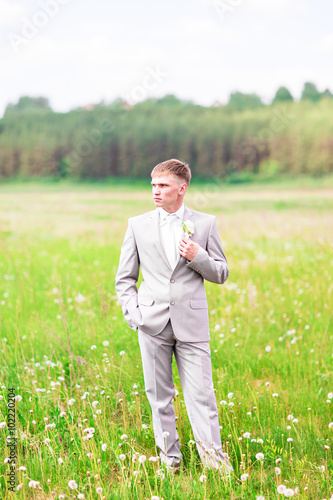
[68, 480, 78, 490]
[284, 488, 295, 497]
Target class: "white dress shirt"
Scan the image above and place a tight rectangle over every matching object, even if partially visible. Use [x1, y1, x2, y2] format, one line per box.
[158, 204, 185, 269]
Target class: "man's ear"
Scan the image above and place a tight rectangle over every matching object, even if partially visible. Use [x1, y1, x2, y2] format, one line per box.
[180, 183, 188, 195]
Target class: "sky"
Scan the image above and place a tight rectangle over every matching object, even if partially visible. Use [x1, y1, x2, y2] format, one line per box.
[1, 0, 332, 117]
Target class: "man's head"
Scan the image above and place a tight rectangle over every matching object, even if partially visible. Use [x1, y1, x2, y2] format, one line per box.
[151, 159, 191, 213]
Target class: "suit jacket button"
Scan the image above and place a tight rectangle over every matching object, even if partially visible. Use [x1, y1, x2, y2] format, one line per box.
[170, 279, 175, 283]
[170, 301, 175, 305]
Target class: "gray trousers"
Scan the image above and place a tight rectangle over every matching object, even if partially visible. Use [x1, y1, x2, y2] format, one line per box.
[138, 319, 226, 468]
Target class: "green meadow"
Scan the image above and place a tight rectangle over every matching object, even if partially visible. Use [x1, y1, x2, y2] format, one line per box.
[0, 177, 332, 499]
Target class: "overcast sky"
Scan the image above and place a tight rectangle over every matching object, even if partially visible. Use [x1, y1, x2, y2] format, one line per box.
[1, 0, 332, 116]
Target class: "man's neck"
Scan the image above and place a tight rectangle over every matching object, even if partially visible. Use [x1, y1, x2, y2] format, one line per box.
[162, 201, 184, 214]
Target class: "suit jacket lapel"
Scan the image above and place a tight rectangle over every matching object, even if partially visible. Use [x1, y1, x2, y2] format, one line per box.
[173, 205, 196, 272]
[150, 209, 173, 270]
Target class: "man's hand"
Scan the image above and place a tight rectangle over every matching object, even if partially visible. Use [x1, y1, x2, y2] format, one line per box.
[178, 238, 199, 261]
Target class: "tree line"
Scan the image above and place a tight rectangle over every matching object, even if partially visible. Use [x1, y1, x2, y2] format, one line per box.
[0, 83, 332, 180]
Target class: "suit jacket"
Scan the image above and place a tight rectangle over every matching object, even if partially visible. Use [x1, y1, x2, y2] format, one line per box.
[115, 204, 229, 342]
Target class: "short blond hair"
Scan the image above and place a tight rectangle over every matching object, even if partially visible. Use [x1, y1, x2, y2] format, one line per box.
[151, 158, 191, 185]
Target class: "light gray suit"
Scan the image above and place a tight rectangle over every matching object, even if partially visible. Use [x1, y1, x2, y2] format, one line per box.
[115, 204, 231, 470]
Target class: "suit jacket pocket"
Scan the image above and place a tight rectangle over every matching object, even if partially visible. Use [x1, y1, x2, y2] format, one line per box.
[138, 295, 155, 306]
[190, 299, 208, 309]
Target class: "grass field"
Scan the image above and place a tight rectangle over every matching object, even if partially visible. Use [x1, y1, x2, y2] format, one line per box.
[0, 178, 332, 499]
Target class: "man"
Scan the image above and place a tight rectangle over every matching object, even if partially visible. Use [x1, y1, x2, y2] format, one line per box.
[115, 159, 232, 474]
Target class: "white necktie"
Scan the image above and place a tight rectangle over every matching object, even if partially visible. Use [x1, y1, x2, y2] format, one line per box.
[165, 214, 179, 269]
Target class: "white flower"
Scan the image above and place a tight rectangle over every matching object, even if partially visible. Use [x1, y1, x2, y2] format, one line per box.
[102, 340, 109, 347]
[275, 467, 281, 474]
[75, 293, 86, 303]
[68, 479, 78, 489]
[265, 346, 271, 352]
[182, 219, 195, 238]
[277, 485, 286, 494]
[68, 398, 75, 405]
[28, 480, 40, 488]
[199, 474, 207, 482]
[162, 431, 170, 438]
[58, 458, 63, 465]
[96, 487, 102, 494]
[256, 453, 264, 461]
[18, 466, 26, 471]
[328, 392, 333, 399]
[287, 438, 293, 442]
[241, 473, 249, 481]
[151, 496, 160, 500]
[272, 393, 279, 397]
[92, 401, 99, 408]
[15, 395, 22, 402]
[120, 434, 128, 440]
[220, 400, 227, 405]
[287, 415, 294, 420]
[60, 411, 66, 417]
[138, 455, 146, 463]
[243, 432, 251, 439]
[119, 350, 125, 356]
[91, 345, 97, 350]
[284, 488, 295, 497]
[102, 444, 107, 451]
[256, 497, 265, 500]
[78, 494, 85, 499]
[257, 438, 264, 444]
[329, 422, 333, 429]
[227, 392, 233, 398]
[119, 454, 126, 461]
[0, 422, 6, 429]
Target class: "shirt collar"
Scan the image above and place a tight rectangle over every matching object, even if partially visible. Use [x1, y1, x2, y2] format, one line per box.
[158, 203, 185, 221]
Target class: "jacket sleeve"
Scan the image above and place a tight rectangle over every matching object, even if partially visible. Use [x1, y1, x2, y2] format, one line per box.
[115, 220, 142, 331]
[186, 216, 229, 284]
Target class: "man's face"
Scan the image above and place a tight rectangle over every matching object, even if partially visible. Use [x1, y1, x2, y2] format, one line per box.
[151, 174, 187, 212]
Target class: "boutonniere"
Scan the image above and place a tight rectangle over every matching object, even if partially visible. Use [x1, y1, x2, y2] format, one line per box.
[182, 219, 195, 240]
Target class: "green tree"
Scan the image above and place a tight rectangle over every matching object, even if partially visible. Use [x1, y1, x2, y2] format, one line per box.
[273, 86, 294, 103]
[5, 96, 52, 115]
[301, 82, 322, 102]
[225, 92, 264, 113]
